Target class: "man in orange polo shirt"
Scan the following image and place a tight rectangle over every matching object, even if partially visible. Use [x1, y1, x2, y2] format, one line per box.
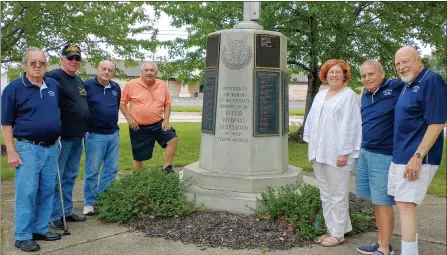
[120, 61, 178, 173]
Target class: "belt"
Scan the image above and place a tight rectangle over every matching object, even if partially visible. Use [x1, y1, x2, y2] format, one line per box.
[17, 137, 56, 147]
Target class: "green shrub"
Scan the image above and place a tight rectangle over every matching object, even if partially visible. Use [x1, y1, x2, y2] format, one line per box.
[255, 184, 374, 239]
[95, 168, 197, 224]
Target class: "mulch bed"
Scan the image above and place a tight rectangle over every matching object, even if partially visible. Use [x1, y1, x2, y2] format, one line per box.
[131, 211, 306, 250]
[130, 193, 376, 251]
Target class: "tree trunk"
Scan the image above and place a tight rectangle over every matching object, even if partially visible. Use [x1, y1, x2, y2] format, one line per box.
[289, 10, 321, 143]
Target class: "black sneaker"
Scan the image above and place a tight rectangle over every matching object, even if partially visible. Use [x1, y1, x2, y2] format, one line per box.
[49, 219, 65, 230]
[33, 232, 62, 241]
[163, 165, 175, 174]
[15, 240, 40, 252]
[66, 213, 86, 222]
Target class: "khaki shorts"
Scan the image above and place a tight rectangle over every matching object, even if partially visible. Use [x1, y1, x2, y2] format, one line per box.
[387, 163, 438, 205]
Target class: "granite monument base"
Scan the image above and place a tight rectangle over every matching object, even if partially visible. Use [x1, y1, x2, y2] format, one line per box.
[182, 162, 303, 214]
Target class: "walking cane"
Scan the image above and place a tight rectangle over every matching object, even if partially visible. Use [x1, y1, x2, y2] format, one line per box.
[56, 140, 71, 235]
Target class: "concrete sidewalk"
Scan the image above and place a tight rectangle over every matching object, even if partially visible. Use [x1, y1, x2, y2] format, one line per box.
[1, 176, 446, 255]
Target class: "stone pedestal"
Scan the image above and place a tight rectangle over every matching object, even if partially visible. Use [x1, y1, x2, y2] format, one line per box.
[183, 21, 302, 214]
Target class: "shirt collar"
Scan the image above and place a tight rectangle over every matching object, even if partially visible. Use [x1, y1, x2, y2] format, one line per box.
[94, 76, 111, 88]
[137, 77, 159, 89]
[365, 79, 389, 94]
[408, 66, 428, 86]
[21, 72, 47, 88]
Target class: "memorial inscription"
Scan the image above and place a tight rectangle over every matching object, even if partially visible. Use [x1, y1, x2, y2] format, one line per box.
[254, 71, 280, 136]
[206, 34, 220, 69]
[216, 86, 250, 143]
[201, 70, 218, 133]
[255, 34, 280, 69]
[282, 72, 289, 134]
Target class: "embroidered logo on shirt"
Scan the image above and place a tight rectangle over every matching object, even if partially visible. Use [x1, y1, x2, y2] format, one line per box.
[383, 89, 392, 96]
[48, 91, 55, 96]
[412, 86, 420, 93]
[112, 90, 118, 97]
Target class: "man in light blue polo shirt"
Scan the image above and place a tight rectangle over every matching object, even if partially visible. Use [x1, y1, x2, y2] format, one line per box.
[1, 48, 62, 252]
[82, 60, 121, 215]
[356, 60, 404, 255]
[390, 46, 447, 255]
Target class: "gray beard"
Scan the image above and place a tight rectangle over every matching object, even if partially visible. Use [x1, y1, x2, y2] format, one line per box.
[400, 73, 414, 83]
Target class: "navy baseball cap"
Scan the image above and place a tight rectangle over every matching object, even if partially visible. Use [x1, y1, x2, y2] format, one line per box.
[61, 44, 82, 57]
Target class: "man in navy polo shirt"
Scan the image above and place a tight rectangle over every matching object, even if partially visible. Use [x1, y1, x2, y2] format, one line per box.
[47, 44, 89, 229]
[1, 48, 62, 252]
[82, 60, 121, 215]
[355, 60, 404, 255]
[390, 46, 447, 255]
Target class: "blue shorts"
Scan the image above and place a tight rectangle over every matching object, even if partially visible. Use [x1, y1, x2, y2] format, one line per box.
[355, 148, 395, 206]
[129, 120, 177, 161]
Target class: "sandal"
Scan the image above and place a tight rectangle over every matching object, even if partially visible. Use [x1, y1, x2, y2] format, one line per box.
[320, 236, 345, 247]
[314, 234, 330, 244]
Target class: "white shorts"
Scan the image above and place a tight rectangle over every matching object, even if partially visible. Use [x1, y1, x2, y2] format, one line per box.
[387, 163, 438, 205]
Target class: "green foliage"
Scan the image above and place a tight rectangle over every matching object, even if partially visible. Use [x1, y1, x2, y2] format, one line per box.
[1, 1, 158, 78]
[255, 184, 375, 239]
[95, 168, 197, 224]
[150, 2, 243, 85]
[425, 49, 447, 82]
[6, 66, 22, 81]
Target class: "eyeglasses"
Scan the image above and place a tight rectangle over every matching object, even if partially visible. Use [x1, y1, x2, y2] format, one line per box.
[66, 55, 81, 61]
[328, 70, 343, 75]
[29, 61, 46, 67]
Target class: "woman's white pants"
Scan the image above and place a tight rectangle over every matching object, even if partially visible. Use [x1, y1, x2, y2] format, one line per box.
[313, 162, 353, 237]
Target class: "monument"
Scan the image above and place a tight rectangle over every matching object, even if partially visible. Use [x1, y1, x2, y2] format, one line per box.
[178, 84, 190, 98]
[182, 2, 303, 214]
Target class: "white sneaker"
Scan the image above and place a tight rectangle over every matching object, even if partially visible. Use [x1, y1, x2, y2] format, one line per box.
[83, 206, 95, 215]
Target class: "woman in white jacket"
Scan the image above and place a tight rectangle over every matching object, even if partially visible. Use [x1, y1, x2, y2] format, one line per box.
[303, 59, 362, 247]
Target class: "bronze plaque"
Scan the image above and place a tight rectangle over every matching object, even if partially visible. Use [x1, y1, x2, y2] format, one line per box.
[255, 34, 280, 69]
[254, 70, 280, 136]
[201, 70, 218, 133]
[205, 34, 220, 69]
[282, 72, 289, 134]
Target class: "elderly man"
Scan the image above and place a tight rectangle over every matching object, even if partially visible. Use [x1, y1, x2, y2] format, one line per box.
[1, 48, 62, 252]
[47, 44, 89, 229]
[390, 46, 447, 255]
[120, 61, 178, 172]
[355, 60, 404, 255]
[82, 60, 121, 215]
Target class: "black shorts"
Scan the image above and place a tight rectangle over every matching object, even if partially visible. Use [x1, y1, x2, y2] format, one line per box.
[129, 120, 177, 161]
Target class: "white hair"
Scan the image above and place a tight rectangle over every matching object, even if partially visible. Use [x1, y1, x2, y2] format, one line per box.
[360, 59, 383, 73]
[22, 47, 46, 66]
[140, 61, 158, 71]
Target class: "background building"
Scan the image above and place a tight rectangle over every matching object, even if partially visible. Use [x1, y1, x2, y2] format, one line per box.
[48, 60, 202, 98]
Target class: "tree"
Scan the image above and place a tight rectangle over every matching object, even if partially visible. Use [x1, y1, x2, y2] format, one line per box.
[1, 2, 158, 73]
[150, 1, 446, 142]
[151, 2, 243, 85]
[425, 49, 447, 82]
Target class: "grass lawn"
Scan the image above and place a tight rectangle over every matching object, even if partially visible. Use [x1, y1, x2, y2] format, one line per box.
[1, 123, 445, 197]
[171, 106, 203, 113]
[172, 106, 305, 116]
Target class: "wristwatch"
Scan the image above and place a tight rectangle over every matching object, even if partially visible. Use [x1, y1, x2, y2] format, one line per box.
[414, 151, 424, 159]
